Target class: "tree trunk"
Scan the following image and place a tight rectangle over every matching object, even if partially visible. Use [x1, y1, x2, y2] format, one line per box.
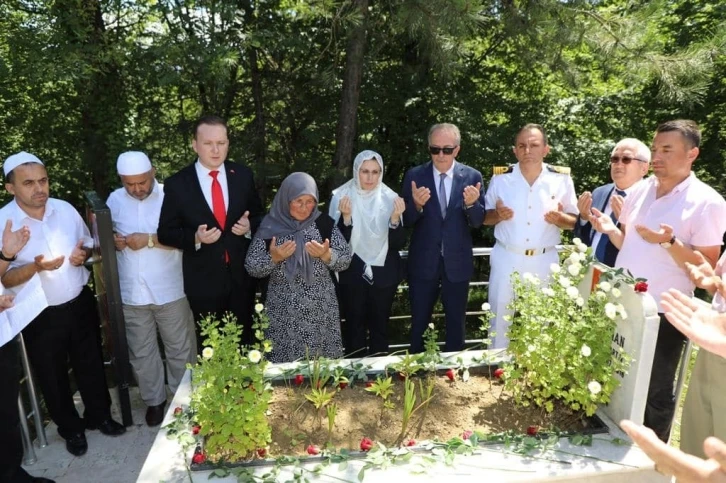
[331, 0, 369, 187]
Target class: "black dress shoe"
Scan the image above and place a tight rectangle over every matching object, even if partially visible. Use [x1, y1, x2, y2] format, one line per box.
[30, 477, 56, 483]
[86, 417, 126, 436]
[145, 401, 166, 427]
[64, 432, 88, 456]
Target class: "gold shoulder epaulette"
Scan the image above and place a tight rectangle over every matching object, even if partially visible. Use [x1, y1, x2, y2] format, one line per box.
[546, 165, 571, 175]
[493, 165, 514, 175]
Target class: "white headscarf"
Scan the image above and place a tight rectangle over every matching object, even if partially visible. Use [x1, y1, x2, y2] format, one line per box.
[329, 150, 398, 281]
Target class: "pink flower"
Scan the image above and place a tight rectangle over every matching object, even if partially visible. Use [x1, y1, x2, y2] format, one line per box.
[493, 368, 505, 379]
[462, 430, 474, 440]
[173, 407, 183, 416]
[405, 439, 416, 447]
[306, 444, 320, 455]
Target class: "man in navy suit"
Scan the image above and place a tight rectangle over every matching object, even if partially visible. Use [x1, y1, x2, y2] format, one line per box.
[158, 115, 263, 349]
[402, 123, 486, 353]
[574, 138, 650, 266]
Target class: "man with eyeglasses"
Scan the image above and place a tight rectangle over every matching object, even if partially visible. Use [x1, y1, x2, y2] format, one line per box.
[592, 119, 726, 443]
[402, 123, 486, 353]
[574, 138, 650, 266]
[484, 123, 578, 349]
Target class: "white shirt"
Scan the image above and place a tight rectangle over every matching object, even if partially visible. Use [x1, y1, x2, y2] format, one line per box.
[432, 161, 455, 207]
[0, 199, 93, 306]
[106, 182, 185, 306]
[485, 163, 578, 249]
[590, 181, 641, 251]
[616, 173, 726, 311]
[195, 160, 229, 212]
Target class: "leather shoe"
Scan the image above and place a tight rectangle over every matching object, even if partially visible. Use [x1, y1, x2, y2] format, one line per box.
[145, 401, 166, 427]
[86, 417, 126, 436]
[30, 478, 56, 483]
[64, 432, 88, 456]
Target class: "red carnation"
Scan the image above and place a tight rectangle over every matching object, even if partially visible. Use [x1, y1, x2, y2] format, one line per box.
[257, 448, 267, 458]
[338, 381, 348, 389]
[173, 406, 183, 416]
[445, 368, 456, 381]
[634, 281, 648, 293]
[294, 374, 304, 386]
[405, 439, 416, 447]
[493, 368, 505, 379]
[365, 381, 374, 388]
[527, 425, 539, 436]
[462, 430, 474, 440]
[192, 452, 206, 464]
[360, 437, 374, 451]
[306, 444, 321, 455]
[192, 425, 201, 435]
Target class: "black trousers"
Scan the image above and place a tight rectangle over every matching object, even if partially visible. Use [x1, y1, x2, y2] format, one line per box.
[22, 286, 112, 438]
[187, 269, 256, 351]
[338, 282, 397, 356]
[644, 313, 687, 442]
[0, 337, 39, 483]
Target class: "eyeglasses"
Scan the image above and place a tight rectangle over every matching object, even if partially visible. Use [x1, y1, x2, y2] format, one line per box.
[610, 155, 646, 165]
[290, 199, 316, 209]
[429, 146, 456, 155]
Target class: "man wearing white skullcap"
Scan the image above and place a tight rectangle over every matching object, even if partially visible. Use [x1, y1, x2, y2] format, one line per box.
[0, 152, 125, 458]
[106, 151, 196, 427]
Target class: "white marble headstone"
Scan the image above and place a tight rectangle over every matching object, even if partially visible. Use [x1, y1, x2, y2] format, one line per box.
[577, 264, 660, 425]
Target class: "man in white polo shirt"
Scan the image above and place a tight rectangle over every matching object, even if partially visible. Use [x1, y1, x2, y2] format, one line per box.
[0, 152, 125, 457]
[106, 152, 196, 427]
[593, 119, 726, 442]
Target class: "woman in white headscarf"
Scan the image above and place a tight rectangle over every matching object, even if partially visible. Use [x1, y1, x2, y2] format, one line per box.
[330, 150, 406, 355]
[245, 172, 351, 363]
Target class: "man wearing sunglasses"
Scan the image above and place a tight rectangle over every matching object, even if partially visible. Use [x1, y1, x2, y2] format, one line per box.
[574, 138, 650, 266]
[484, 124, 578, 349]
[402, 123, 486, 353]
[592, 119, 726, 443]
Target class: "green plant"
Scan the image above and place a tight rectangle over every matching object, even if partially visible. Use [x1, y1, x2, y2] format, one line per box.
[396, 377, 435, 444]
[304, 387, 336, 411]
[421, 323, 441, 369]
[504, 238, 632, 416]
[387, 352, 424, 379]
[326, 403, 338, 443]
[364, 376, 395, 409]
[190, 307, 272, 462]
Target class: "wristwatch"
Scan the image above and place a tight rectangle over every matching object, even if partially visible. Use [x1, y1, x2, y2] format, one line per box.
[147, 233, 155, 249]
[659, 235, 676, 249]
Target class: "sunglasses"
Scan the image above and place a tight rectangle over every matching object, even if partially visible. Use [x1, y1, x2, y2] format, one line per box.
[610, 155, 646, 165]
[429, 146, 456, 155]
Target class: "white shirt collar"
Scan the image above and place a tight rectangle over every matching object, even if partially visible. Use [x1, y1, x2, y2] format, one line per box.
[433, 160, 456, 178]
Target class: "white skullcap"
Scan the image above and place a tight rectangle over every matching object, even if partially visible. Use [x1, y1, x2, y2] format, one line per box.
[117, 151, 152, 176]
[3, 151, 44, 176]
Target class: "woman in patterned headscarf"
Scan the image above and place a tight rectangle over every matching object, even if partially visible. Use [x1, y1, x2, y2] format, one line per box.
[246, 172, 351, 363]
[329, 150, 406, 355]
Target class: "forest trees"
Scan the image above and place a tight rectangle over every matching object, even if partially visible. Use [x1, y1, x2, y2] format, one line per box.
[1, 0, 724, 208]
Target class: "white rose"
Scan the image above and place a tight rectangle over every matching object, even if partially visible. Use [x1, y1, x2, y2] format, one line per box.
[581, 345, 591, 357]
[604, 303, 617, 320]
[542, 287, 555, 297]
[610, 287, 621, 298]
[598, 282, 611, 292]
[527, 344, 536, 353]
[559, 276, 571, 288]
[550, 263, 561, 274]
[575, 296, 584, 307]
[566, 286, 579, 299]
[462, 369, 470, 382]
[588, 380, 602, 395]
[576, 241, 588, 253]
[567, 263, 581, 276]
[248, 350, 262, 363]
[428, 323, 435, 330]
[202, 347, 214, 359]
[255, 303, 264, 313]
[572, 237, 583, 246]
[481, 303, 491, 312]
[567, 252, 581, 264]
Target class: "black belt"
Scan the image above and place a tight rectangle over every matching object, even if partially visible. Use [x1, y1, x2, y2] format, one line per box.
[48, 287, 87, 310]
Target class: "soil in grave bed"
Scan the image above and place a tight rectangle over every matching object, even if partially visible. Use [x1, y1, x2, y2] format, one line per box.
[266, 373, 604, 458]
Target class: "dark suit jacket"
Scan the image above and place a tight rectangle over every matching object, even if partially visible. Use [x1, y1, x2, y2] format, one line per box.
[336, 217, 406, 288]
[573, 182, 619, 267]
[402, 161, 486, 283]
[157, 161, 263, 298]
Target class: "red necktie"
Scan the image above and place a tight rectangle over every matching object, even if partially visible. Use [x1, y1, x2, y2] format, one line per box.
[209, 170, 228, 262]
